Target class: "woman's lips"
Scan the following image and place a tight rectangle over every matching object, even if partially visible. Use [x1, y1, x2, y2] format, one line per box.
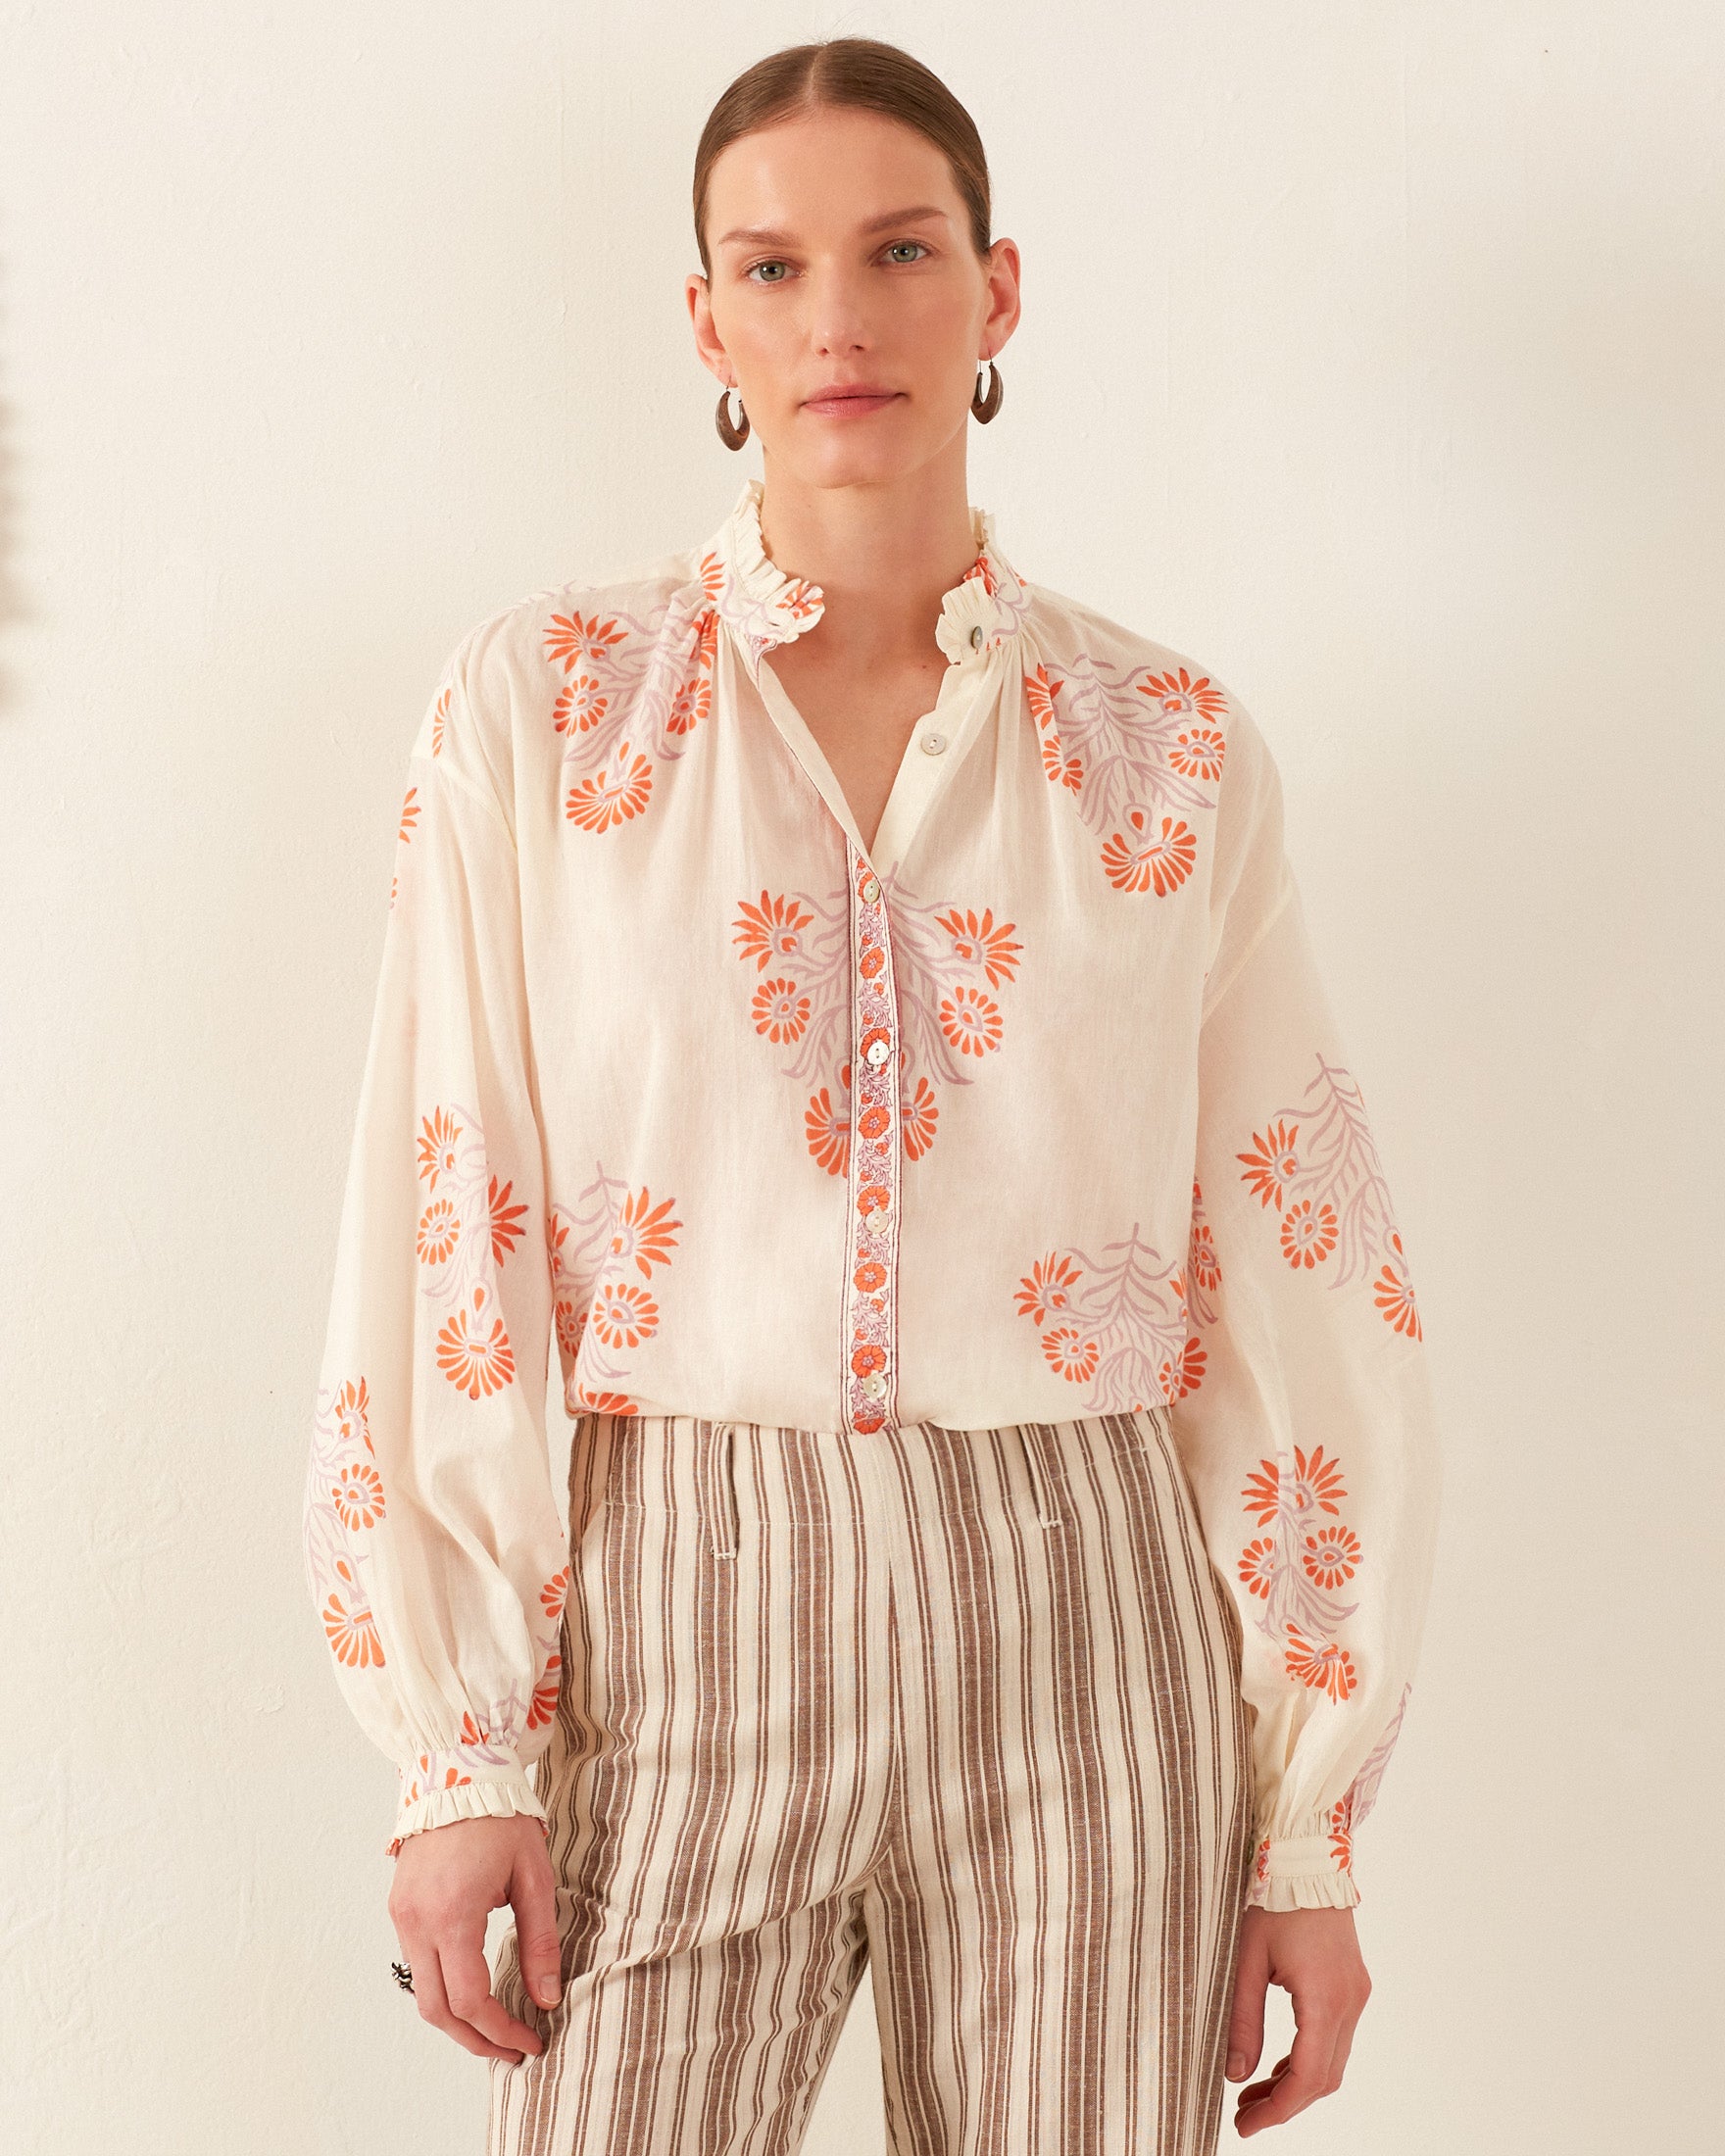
[802, 391, 902, 416]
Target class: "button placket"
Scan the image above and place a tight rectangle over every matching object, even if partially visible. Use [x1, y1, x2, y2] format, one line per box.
[840, 844, 902, 1435]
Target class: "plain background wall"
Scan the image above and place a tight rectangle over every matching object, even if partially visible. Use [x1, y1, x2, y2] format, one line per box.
[2, 3, 1719, 2149]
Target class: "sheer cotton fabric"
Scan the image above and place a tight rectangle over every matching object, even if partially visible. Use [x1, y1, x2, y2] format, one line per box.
[303, 477, 1442, 1904]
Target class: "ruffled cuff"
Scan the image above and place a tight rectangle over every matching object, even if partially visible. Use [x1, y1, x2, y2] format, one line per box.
[1244, 1801, 1362, 1913]
[385, 1755, 549, 1858]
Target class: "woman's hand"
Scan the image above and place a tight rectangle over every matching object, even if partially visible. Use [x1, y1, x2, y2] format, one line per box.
[387, 1813, 564, 2063]
[1225, 1905, 1371, 2136]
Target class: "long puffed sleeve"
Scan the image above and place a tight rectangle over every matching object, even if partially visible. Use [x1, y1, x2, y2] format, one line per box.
[1169, 700, 1443, 1911]
[303, 629, 571, 1858]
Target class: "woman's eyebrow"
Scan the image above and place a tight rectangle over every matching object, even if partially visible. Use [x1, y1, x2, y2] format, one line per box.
[714, 205, 951, 249]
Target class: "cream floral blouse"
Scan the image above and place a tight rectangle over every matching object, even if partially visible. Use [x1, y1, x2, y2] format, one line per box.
[303, 476, 1442, 1906]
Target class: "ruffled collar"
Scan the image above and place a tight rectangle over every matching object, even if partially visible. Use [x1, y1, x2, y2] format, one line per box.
[698, 476, 1031, 682]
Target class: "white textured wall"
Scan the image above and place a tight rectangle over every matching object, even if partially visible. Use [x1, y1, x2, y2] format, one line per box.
[2, 4, 1718, 2150]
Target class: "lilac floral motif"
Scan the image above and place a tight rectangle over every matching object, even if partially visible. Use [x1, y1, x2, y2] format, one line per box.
[1237, 1441, 1363, 1676]
[732, 869, 1022, 1169]
[412, 1101, 523, 1311]
[546, 1162, 682, 1411]
[394, 1698, 542, 1814]
[303, 1375, 388, 1674]
[302, 1371, 567, 1851]
[1024, 656, 1230, 895]
[1184, 1175, 1221, 1331]
[730, 880, 854, 1087]
[544, 587, 717, 835]
[1011, 1225, 1197, 1411]
[1339, 1679, 1411, 1832]
[1236, 1054, 1421, 1337]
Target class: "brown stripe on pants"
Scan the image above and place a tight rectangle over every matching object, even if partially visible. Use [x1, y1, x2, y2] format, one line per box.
[487, 1407, 1255, 2156]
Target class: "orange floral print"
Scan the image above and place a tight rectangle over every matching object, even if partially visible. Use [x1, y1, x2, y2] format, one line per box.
[528, 1648, 563, 1732]
[1374, 1229, 1423, 1339]
[546, 1168, 681, 1412]
[733, 889, 819, 971]
[1233, 1054, 1425, 1322]
[734, 874, 1021, 1174]
[1184, 1176, 1222, 1351]
[398, 786, 420, 844]
[1024, 662, 1083, 793]
[1010, 1227, 1192, 1412]
[412, 1102, 523, 1316]
[417, 1107, 464, 1190]
[1238, 1538, 1278, 1599]
[1100, 809, 1199, 897]
[320, 1564, 385, 1670]
[607, 1185, 682, 1276]
[435, 1281, 516, 1398]
[571, 1386, 640, 1415]
[1013, 1252, 1084, 1325]
[1236, 1443, 1364, 1698]
[543, 608, 631, 676]
[565, 743, 653, 832]
[901, 1075, 938, 1161]
[938, 983, 1004, 1055]
[430, 683, 450, 758]
[1302, 1523, 1363, 1589]
[805, 1078, 851, 1178]
[1027, 649, 1228, 893]
[753, 977, 811, 1044]
[553, 674, 611, 738]
[667, 610, 718, 735]
[417, 1198, 461, 1266]
[488, 1175, 528, 1262]
[590, 1281, 660, 1350]
[1238, 1118, 1301, 1211]
[1280, 1196, 1340, 1268]
[1284, 1622, 1358, 1702]
[546, 592, 715, 837]
[936, 906, 1023, 988]
[331, 1458, 386, 1533]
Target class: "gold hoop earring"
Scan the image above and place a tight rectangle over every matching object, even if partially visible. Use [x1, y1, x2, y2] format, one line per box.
[715, 384, 750, 450]
[971, 359, 1004, 423]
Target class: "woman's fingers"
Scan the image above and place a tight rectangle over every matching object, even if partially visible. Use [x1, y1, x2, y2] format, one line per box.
[1225, 1911, 1270, 2082]
[1228, 1905, 1372, 2133]
[394, 1924, 534, 2064]
[1235, 1999, 1340, 2135]
[388, 1816, 556, 2062]
[508, 1836, 566, 2012]
[436, 1904, 547, 2063]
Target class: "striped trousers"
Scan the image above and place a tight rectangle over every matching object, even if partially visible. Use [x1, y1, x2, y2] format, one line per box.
[487, 1405, 1255, 2156]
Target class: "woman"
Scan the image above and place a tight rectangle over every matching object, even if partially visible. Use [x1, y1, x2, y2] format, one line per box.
[304, 36, 1442, 2154]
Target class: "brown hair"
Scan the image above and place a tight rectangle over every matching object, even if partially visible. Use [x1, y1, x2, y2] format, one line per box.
[692, 37, 994, 280]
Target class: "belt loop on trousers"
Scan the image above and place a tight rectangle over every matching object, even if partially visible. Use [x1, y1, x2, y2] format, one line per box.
[708, 1420, 740, 1560]
[1018, 1423, 1063, 1532]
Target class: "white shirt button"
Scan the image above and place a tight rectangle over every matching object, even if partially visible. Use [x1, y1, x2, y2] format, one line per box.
[862, 1373, 886, 1398]
[864, 1039, 891, 1067]
[920, 731, 947, 755]
[969, 624, 983, 649]
[861, 876, 880, 903]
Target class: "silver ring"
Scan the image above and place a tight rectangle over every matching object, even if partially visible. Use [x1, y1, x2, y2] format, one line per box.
[391, 1960, 415, 1993]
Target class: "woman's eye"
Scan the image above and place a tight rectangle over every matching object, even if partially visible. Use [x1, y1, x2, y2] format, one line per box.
[744, 242, 928, 284]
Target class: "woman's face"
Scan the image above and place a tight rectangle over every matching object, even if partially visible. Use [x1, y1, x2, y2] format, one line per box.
[689, 105, 1019, 491]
